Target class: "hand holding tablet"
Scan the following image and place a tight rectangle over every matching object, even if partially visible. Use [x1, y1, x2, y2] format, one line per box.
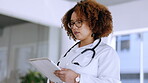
[29, 58, 62, 82]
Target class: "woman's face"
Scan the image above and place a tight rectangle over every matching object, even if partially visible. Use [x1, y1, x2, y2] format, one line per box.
[70, 12, 93, 41]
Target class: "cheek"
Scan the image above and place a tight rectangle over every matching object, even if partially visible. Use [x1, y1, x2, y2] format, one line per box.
[82, 28, 92, 36]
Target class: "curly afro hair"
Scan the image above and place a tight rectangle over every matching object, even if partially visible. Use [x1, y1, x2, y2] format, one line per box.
[62, 0, 113, 40]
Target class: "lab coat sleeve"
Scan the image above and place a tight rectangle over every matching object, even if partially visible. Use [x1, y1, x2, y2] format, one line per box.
[79, 47, 121, 83]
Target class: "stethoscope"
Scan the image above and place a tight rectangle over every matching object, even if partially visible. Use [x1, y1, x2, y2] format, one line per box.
[57, 39, 101, 67]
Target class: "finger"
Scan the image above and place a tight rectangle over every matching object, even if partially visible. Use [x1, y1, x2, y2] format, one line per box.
[61, 68, 68, 71]
[55, 70, 61, 73]
[59, 74, 65, 78]
[54, 73, 65, 82]
[54, 71, 66, 77]
[54, 70, 65, 77]
[54, 72, 59, 77]
[54, 71, 61, 77]
[58, 75, 66, 82]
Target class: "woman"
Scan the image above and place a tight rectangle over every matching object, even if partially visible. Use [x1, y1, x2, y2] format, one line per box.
[49, 0, 120, 83]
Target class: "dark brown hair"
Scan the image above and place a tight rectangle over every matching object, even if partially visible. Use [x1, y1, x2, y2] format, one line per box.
[62, 0, 113, 40]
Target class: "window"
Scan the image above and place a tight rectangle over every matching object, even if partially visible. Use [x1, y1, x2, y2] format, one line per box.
[143, 32, 148, 83]
[116, 33, 141, 83]
[0, 23, 49, 83]
[115, 32, 148, 83]
[116, 35, 130, 52]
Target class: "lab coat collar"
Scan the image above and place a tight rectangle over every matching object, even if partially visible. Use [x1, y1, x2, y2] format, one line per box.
[73, 39, 101, 51]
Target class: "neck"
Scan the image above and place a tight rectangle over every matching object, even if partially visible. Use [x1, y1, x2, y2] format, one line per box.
[79, 37, 94, 47]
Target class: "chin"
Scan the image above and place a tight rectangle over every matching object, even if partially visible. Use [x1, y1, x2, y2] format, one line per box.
[75, 35, 83, 40]
[76, 38, 83, 41]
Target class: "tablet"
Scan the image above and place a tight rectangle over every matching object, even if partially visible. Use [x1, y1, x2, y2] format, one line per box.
[29, 57, 62, 82]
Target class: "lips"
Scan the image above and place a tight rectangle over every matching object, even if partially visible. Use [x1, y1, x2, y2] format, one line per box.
[74, 31, 80, 35]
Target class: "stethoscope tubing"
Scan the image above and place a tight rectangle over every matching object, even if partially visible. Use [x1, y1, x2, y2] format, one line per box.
[57, 39, 101, 66]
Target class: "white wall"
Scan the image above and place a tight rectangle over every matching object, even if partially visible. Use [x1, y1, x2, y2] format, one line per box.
[61, 29, 75, 56]
[48, 26, 62, 62]
[109, 0, 148, 32]
[0, 0, 76, 27]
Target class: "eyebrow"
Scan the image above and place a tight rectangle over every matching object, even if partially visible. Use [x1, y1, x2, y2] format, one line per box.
[70, 18, 82, 21]
[70, 19, 82, 22]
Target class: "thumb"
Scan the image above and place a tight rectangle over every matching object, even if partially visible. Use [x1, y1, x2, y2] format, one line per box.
[61, 68, 68, 71]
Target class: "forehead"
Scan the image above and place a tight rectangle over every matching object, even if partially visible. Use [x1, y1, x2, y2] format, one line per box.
[71, 12, 78, 21]
[71, 11, 86, 21]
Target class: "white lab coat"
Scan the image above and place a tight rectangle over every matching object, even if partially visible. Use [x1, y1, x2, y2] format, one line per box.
[47, 39, 120, 83]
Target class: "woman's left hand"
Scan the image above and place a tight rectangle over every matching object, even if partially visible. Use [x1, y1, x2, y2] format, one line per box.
[54, 68, 79, 83]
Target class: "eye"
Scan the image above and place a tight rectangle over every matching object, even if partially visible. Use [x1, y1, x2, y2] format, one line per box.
[76, 20, 82, 24]
[68, 21, 75, 28]
[70, 21, 75, 25]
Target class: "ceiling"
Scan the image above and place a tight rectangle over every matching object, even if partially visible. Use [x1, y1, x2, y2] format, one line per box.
[0, 0, 137, 28]
[0, 14, 27, 28]
[66, 0, 137, 6]
[96, 0, 137, 6]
